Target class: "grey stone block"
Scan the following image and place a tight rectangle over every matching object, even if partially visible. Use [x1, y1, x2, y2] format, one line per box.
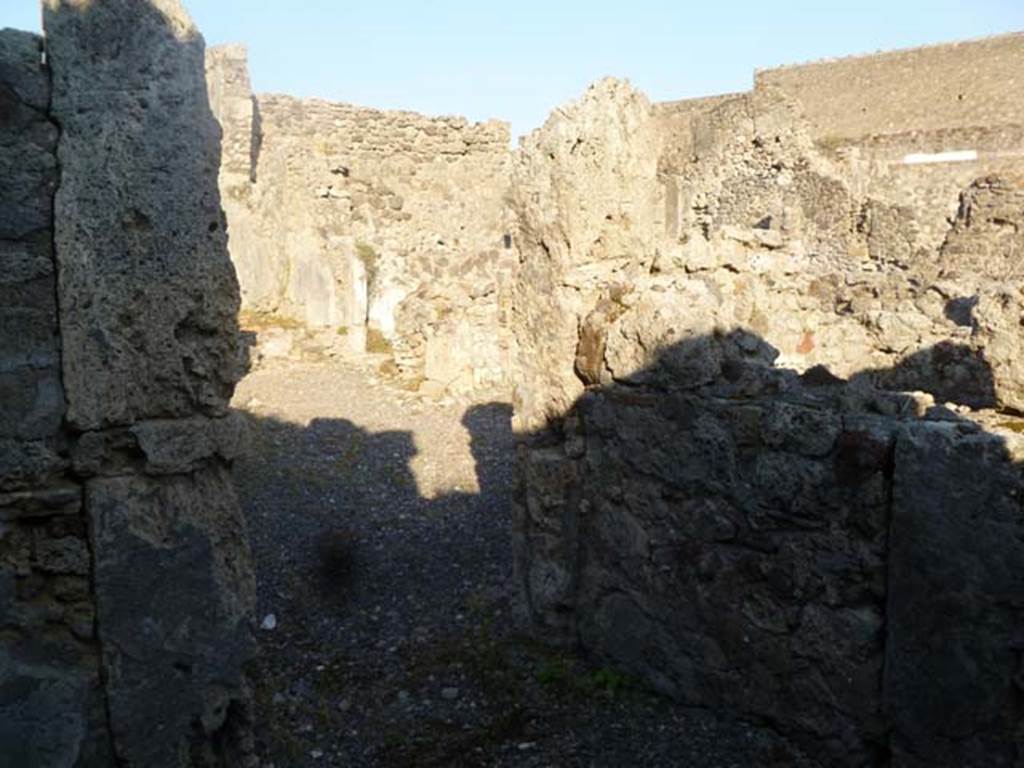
[886, 424, 1024, 767]
[45, 0, 243, 430]
[87, 466, 255, 765]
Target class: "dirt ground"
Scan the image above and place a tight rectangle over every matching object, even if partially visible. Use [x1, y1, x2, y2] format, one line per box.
[230, 357, 815, 767]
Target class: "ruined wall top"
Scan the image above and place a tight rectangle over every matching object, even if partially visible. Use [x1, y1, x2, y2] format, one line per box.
[204, 42, 511, 196]
[655, 92, 747, 118]
[255, 93, 510, 158]
[205, 43, 254, 182]
[755, 31, 1024, 140]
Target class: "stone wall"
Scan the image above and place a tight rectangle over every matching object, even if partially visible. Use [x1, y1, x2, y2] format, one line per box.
[755, 31, 1024, 141]
[0, 26, 113, 766]
[510, 79, 1024, 767]
[206, 48, 516, 396]
[657, 34, 1024, 263]
[816, 122, 1024, 254]
[205, 44, 256, 186]
[759, 33, 1024, 256]
[1, 2, 256, 765]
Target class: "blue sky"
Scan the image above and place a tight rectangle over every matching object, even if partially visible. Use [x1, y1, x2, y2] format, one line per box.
[4, 1, 1022, 137]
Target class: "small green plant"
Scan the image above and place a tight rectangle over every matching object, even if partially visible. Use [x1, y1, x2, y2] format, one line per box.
[535, 658, 570, 687]
[533, 655, 630, 699]
[576, 666, 630, 697]
[336, 325, 349, 336]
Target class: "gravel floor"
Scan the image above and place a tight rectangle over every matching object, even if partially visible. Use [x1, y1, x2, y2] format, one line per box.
[231, 357, 816, 767]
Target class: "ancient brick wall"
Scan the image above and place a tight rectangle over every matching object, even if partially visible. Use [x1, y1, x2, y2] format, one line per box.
[825, 123, 1024, 252]
[511, 79, 1024, 767]
[1, 3, 256, 765]
[654, 93, 746, 173]
[205, 43, 256, 185]
[205, 48, 516, 396]
[755, 31, 1024, 141]
[654, 34, 1024, 260]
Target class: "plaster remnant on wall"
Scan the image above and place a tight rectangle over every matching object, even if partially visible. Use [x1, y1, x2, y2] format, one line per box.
[902, 149, 978, 164]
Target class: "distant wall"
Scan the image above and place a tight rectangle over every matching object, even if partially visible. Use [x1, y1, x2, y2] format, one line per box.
[252, 95, 511, 302]
[755, 32, 1024, 141]
[206, 47, 516, 395]
[654, 93, 746, 172]
[831, 124, 1024, 251]
[653, 33, 1024, 254]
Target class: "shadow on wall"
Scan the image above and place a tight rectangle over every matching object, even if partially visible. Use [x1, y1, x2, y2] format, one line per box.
[851, 339, 997, 410]
[1, 2, 255, 767]
[515, 327, 1023, 767]
[250, 95, 263, 184]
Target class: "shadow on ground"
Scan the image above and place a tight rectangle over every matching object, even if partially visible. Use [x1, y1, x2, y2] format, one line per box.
[231, 389, 815, 767]
[231, 321, 1022, 767]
